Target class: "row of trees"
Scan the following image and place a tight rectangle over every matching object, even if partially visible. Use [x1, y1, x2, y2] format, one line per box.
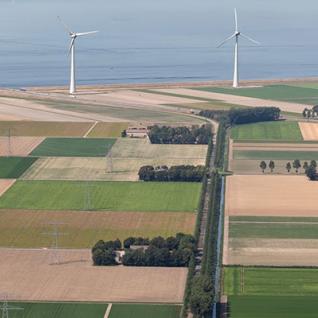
[138, 165, 205, 182]
[92, 233, 196, 267]
[148, 124, 212, 144]
[303, 106, 318, 120]
[199, 107, 281, 126]
[259, 159, 318, 176]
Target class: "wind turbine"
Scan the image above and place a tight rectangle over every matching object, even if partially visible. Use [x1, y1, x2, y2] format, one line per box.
[58, 17, 98, 94]
[217, 9, 260, 88]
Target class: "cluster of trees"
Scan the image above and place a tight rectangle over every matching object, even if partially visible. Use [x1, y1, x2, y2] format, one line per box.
[148, 124, 212, 144]
[259, 159, 318, 176]
[92, 233, 196, 267]
[199, 107, 281, 126]
[138, 165, 205, 182]
[303, 106, 318, 120]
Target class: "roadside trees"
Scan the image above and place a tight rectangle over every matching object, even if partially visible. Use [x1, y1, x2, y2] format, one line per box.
[286, 162, 291, 173]
[259, 161, 267, 173]
[293, 159, 301, 173]
[269, 160, 275, 173]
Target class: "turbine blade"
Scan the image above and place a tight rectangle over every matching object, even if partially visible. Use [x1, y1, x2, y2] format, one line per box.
[234, 8, 238, 32]
[68, 38, 75, 55]
[76, 31, 99, 36]
[240, 33, 260, 45]
[57, 16, 73, 34]
[217, 33, 236, 48]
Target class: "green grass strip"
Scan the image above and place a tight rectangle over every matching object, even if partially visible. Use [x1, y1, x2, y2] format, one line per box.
[233, 150, 318, 160]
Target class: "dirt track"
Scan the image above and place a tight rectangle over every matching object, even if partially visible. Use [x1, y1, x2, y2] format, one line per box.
[0, 248, 187, 303]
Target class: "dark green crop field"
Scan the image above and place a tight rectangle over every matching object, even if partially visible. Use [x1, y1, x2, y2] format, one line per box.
[0, 157, 37, 178]
[30, 138, 116, 157]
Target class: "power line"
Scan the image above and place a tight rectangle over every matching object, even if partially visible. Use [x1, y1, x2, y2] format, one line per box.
[0, 296, 23, 318]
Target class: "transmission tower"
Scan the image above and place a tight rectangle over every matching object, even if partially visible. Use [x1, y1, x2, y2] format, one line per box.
[0, 296, 23, 318]
[82, 181, 95, 211]
[42, 222, 68, 265]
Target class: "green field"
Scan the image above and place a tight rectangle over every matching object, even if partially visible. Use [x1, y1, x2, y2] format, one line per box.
[6, 302, 108, 318]
[231, 121, 303, 141]
[228, 296, 318, 318]
[30, 138, 116, 157]
[230, 216, 318, 239]
[224, 267, 318, 296]
[196, 85, 318, 105]
[233, 150, 318, 160]
[0, 180, 200, 212]
[0, 157, 37, 178]
[109, 304, 181, 318]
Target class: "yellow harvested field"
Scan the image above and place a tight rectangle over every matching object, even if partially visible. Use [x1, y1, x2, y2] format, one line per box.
[0, 137, 44, 156]
[225, 175, 318, 217]
[110, 138, 208, 160]
[228, 238, 318, 266]
[87, 122, 129, 138]
[299, 122, 318, 140]
[22, 157, 205, 181]
[0, 248, 187, 303]
[0, 179, 16, 197]
[0, 210, 195, 248]
[154, 88, 306, 113]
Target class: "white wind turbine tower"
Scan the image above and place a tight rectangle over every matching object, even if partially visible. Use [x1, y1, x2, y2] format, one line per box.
[217, 9, 260, 88]
[58, 16, 98, 94]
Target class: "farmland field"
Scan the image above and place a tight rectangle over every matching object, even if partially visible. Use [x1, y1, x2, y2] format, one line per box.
[0, 157, 37, 178]
[30, 138, 116, 157]
[87, 122, 129, 138]
[225, 175, 318, 217]
[110, 138, 208, 159]
[233, 149, 318, 160]
[0, 121, 93, 136]
[0, 180, 201, 212]
[0, 210, 195, 248]
[299, 122, 318, 140]
[0, 136, 44, 156]
[197, 85, 318, 105]
[228, 296, 318, 318]
[6, 302, 108, 318]
[109, 304, 181, 318]
[22, 157, 206, 181]
[224, 267, 318, 296]
[231, 121, 303, 141]
[1, 248, 187, 303]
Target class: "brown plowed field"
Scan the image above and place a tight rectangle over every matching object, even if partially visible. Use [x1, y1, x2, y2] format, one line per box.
[225, 175, 318, 217]
[299, 122, 318, 140]
[0, 248, 187, 303]
[0, 121, 93, 137]
[0, 137, 44, 156]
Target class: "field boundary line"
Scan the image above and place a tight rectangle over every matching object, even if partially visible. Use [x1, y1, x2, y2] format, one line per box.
[0, 179, 16, 197]
[83, 121, 98, 138]
[104, 303, 112, 318]
[231, 221, 318, 225]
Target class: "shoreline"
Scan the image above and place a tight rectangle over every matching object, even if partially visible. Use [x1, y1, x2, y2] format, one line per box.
[8, 76, 318, 93]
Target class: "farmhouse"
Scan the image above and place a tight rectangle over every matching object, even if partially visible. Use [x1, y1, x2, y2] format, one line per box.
[126, 124, 149, 138]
